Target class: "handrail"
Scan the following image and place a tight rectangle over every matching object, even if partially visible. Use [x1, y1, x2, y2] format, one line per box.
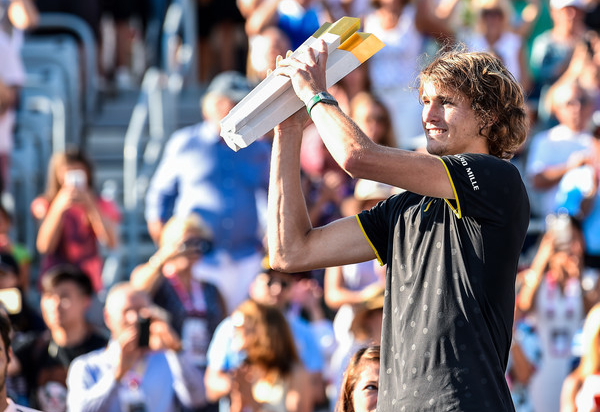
[161, 0, 198, 85]
[118, 0, 197, 277]
[121, 66, 181, 276]
[35, 12, 98, 121]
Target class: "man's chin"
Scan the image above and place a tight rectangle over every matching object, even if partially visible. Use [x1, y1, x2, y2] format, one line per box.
[426, 142, 444, 157]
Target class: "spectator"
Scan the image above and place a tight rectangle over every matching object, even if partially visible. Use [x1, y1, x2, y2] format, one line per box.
[348, 92, 397, 149]
[246, 26, 291, 85]
[0, 310, 42, 412]
[31, 148, 121, 293]
[506, 315, 541, 412]
[363, 0, 455, 149]
[529, 0, 588, 123]
[328, 286, 383, 405]
[0, 204, 32, 294]
[0, 252, 44, 336]
[0, 251, 44, 408]
[130, 213, 227, 412]
[552, 31, 600, 113]
[226, 300, 312, 412]
[560, 302, 600, 412]
[10, 265, 108, 412]
[197, 0, 246, 83]
[516, 217, 592, 412]
[525, 80, 594, 219]
[555, 112, 600, 272]
[66, 282, 206, 412]
[144, 71, 270, 314]
[462, 0, 533, 92]
[130, 213, 227, 358]
[204, 265, 328, 411]
[335, 345, 380, 412]
[241, 0, 332, 50]
[101, 0, 148, 90]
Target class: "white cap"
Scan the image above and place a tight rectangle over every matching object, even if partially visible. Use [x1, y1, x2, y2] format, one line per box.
[550, 0, 586, 9]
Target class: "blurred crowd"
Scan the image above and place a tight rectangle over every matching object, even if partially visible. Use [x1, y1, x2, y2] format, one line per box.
[1, 0, 600, 411]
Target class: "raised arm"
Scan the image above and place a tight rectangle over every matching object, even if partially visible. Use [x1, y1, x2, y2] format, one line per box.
[275, 42, 454, 199]
[269, 43, 458, 272]
[268, 111, 375, 272]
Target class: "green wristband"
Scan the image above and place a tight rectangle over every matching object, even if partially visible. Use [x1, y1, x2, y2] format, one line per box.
[306, 91, 339, 117]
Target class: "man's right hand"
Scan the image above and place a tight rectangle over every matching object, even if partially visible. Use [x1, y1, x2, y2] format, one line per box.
[114, 316, 143, 381]
[275, 41, 330, 108]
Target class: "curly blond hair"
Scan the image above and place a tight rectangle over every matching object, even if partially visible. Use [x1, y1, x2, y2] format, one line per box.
[419, 49, 528, 159]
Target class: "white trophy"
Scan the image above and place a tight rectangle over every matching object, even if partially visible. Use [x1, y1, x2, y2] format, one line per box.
[220, 16, 385, 151]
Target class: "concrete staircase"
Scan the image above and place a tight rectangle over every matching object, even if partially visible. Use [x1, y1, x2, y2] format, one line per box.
[83, 84, 205, 285]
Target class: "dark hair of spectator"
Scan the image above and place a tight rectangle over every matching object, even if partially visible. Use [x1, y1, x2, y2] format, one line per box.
[41, 264, 94, 297]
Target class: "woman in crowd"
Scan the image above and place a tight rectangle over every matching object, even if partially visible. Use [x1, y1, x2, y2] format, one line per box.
[336, 345, 380, 412]
[560, 303, 600, 411]
[31, 149, 120, 292]
[228, 299, 312, 412]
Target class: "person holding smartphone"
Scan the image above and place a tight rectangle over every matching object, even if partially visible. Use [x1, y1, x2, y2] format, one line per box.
[31, 149, 121, 292]
[66, 282, 206, 412]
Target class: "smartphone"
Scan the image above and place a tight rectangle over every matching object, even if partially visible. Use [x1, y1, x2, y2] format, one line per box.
[0, 288, 21, 315]
[137, 316, 151, 348]
[64, 170, 87, 189]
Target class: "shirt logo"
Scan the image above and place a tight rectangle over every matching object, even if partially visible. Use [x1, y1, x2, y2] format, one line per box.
[455, 155, 480, 191]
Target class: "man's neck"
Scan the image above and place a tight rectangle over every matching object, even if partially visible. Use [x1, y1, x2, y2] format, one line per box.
[51, 323, 89, 347]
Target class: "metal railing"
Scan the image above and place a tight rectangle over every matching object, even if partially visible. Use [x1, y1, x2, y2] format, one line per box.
[115, 0, 196, 281]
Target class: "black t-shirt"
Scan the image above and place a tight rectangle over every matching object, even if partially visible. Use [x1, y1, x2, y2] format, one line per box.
[13, 328, 108, 408]
[358, 154, 529, 411]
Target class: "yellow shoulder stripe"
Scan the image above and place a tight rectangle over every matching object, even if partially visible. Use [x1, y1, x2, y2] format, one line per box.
[356, 215, 385, 266]
[438, 157, 462, 219]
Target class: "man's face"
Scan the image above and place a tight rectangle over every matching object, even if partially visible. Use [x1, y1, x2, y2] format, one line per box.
[421, 82, 485, 156]
[249, 271, 294, 308]
[106, 289, 149, 339]
[41, 282, 90, 331]
[553, 86, 593, 132]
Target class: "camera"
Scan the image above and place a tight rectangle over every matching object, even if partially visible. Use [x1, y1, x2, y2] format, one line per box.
[137, 316, 151, 348]
[178, 237, 213, 255]
[546, 211, 573, 250]
[64, 170, 87, 189]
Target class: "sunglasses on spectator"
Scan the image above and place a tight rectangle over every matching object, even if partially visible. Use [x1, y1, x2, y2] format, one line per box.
[562, 96, 590, 107]
[481, 8, 503, 17]
[177, 237, 213, 255]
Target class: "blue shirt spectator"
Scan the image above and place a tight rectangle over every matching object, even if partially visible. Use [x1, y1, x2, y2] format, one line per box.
[144, 72, 271, 313]
[144, 121, 270, 261]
